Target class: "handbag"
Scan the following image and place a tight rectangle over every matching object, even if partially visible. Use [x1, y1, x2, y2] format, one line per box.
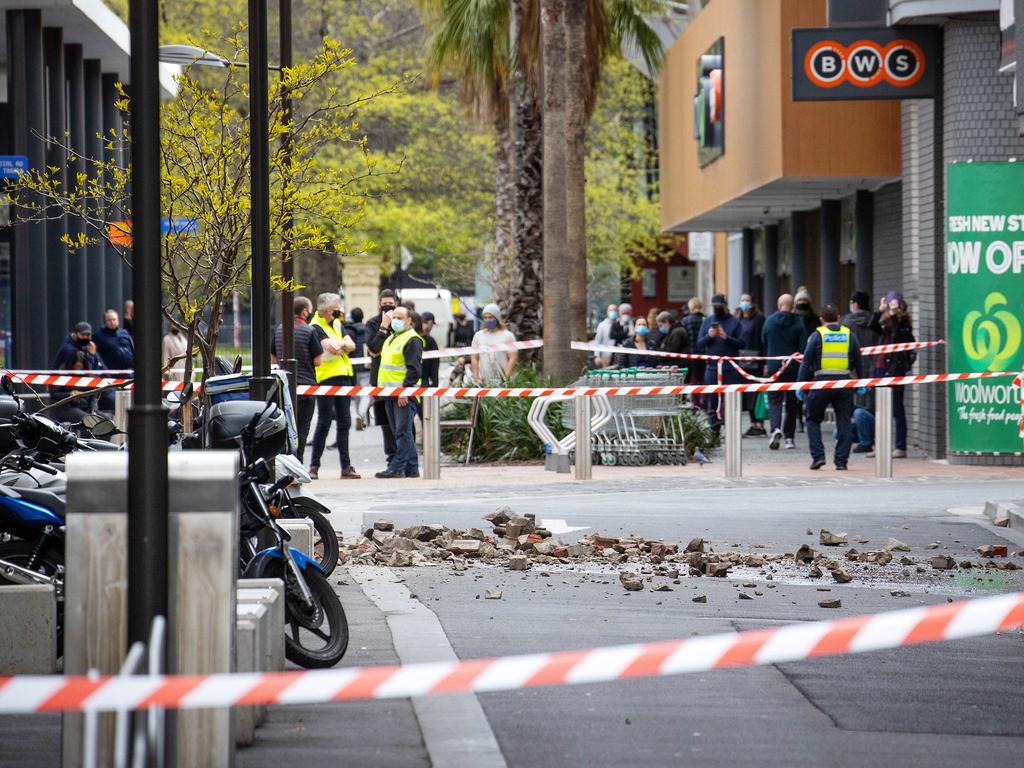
[754, 391, 769, 422]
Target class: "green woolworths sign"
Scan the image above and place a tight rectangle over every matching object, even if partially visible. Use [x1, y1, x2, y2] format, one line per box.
[945, 162, 1024, 454]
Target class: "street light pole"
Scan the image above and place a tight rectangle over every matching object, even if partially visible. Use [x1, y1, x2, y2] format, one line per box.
[279, 0, 297, 406]
[248, 0, 274, 398]
[127, 0, 169, 759]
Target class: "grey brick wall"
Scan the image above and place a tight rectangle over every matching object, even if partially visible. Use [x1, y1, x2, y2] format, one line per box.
[900, 15, 1024, 463]
[872, 182, 902, 305]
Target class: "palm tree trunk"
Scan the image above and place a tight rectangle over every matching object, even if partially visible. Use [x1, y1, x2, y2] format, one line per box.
[564, 0, 588, 375]
[491, 112, 517, 311]
[540, 0, 572, 382]
[506, 0, 544, 349]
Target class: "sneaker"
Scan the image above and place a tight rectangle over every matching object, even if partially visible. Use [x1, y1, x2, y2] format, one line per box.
[852, 443, 873, 453]
[405, 470, 420, 478]
[809, 459, 826, 470]
[374, 470, 403, 479]
[308, 466, 319, 480]
[769, 429, 783, 450]
[355, 416, 366, 431]
[341, 466, 361, 479]
[744, 426, 767, 437]
[784, 439, 796, 450]
[893, 449, 907, 458]
[835, 464, 848, 471]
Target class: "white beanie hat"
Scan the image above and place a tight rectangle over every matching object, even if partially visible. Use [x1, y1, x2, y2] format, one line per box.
[483, 303, 502, 321]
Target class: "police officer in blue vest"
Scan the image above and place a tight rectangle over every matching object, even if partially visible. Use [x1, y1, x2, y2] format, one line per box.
[797, 304, 864, 471]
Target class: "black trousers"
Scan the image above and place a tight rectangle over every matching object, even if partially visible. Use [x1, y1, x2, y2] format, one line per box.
[373, 398, 396, 462]
[294, 395, 316, 462]
[805, 388, 854, 466]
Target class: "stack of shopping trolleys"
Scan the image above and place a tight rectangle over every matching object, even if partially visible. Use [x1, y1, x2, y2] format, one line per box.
[565, 367, 691, 466]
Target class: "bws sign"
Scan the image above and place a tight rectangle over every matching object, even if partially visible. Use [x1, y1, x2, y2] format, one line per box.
[792, 27, 939, 101]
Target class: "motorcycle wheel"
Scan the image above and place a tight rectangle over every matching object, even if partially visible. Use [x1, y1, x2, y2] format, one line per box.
[281, 497, 339, 577]
[262, 559, 349, 669]
[0, 540, 64, 650]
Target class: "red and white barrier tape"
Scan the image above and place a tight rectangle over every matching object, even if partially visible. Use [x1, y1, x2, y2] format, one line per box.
[573, 340, 944, 363]
[725, 358, 797, 384]
[1, 591, 1021, 714]
[292, 370, 1015, 398]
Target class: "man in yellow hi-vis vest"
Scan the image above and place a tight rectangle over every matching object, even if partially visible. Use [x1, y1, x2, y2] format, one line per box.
[375, 305, 424, 479]
[796, 304, 864, 472]
[308, 292, 361, 480]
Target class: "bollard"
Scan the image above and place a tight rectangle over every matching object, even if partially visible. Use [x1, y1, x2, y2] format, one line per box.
[233, 618, 259, 747]
[278, 518, 314, 558]
[574, 394, 592, 481]
[112, 389, 131, 446]
[167, 451, 239, 768]
[875, 387, 894, 479]
[724, 390, 742, 478]
[0, 584, 57, 673]
[422, 395, 441, 480]
[238, 578, 285, 671]
[62, 454, 130, 768]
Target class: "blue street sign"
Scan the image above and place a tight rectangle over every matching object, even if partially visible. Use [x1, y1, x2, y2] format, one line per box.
[0, 156, 29, 179]
[160, 217, 199, 234]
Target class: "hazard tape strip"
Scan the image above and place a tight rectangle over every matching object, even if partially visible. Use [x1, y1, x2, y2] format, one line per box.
[0, 591, 1020, 714]
[725, 358, 797, 383]
[573, 340, 944, 363]
[292, 370, 1015, 398]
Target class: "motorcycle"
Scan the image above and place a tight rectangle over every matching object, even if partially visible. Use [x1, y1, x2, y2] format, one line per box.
[207, 385, 349, 668]
[275, 453, 339, 576]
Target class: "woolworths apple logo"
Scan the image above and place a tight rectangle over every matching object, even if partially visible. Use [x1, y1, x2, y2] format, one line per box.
[962, 292, 1021, 372]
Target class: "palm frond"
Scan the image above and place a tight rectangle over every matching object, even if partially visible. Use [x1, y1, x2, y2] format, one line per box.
[604, 0, 667, 76]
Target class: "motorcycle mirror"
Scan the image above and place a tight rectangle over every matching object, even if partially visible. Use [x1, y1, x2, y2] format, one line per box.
[81, 413, 103, 429]
[1, 376, 16, 398]
[233, 355, 243, 374]
[88, 418, 119, 438]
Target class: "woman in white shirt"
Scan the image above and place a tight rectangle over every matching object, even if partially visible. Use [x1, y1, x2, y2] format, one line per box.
[470, 303, 518, 383]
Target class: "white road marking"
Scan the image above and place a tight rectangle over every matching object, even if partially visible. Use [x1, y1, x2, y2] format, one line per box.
[349, 566, 506, 768]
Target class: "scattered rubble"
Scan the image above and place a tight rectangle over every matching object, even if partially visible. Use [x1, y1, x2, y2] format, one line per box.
[977, 545, 1008, 558]
[484, 589, 502, 600]
[692, 595, 707, 603]
[819, 530, 848, 546]
[818, 599, 842, 609]
[993, 513, 1010, 528]
[830, 569, 854, 584]
[885, 538, 911, 552]
[373, 520, 395, 532]
[930, 555, 956, 570]
[619, 572, 644, 591]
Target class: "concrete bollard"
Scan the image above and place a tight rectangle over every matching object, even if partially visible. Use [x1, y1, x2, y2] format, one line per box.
[422, 396, 441, 480]
[238, 578, 285, 671]
[167, 452, 239, 768]
[0, 584, 57, 673]
[875, 387, 894, 479]
[234, 618, 259, 747]
[236, 589, 281, 675]
[723, 391, 742, 478]
[574, 394, 592, 481]
[62, 454, 130, 768]
[236, 602, 270, 731]
[112, 389, 131, 446]
[279, 518, 314, 558]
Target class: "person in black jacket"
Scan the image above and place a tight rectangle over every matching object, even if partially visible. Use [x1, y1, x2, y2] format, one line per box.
[48, 350, 97, 428]
[736, 293, 767, 436]
[420, 312, 440, 386]
[366, 289, 399, 464]
[347, 307, 372, 430]
[871, 291, 915, 457]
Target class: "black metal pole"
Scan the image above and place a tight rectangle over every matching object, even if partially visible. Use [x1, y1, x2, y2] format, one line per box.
[127, 0, 168, 664]
[43, 27, 68, 355]
[249, 0, 274, 398]
[279, 0, 298, 406]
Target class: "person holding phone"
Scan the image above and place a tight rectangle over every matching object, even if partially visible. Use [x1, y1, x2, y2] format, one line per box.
[695, 294, 745, 428]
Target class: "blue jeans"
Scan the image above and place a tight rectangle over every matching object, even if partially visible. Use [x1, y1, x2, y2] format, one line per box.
[385, 399, 418, 474]
[310, 394, 352, 469]
[834, 407, 874, 447]
[805, 388, 854, 466]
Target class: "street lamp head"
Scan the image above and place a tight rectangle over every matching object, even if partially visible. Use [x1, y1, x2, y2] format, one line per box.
[157, 45, 233, 68]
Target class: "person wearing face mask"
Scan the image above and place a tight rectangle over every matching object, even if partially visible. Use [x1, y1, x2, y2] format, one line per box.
[366, 289, 400, 464]
[793, 287, 818, 336]
[54, 321, 102, 370]
[161, 322, 190, 381]
[735, 293, 767, 437]
[272, 296, 322, 460]
[375, 306, 424, 479]
[471, 303, 518, 383]
[610, 303, 635, 346]
[308, 292, 360, 480]
[869, 291, 916, 458]
[696, 294, 745, 426]
[614, 316, 658, 368]
[593, 303, 620, 367]
[655, 311, 690, 355]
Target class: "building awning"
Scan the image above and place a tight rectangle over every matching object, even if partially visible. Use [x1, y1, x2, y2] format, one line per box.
[0, 0, 178, 96]
[665, 175, 900, 232]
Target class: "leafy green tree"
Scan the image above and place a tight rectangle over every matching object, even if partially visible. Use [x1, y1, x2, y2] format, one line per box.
[9, 37, 390, 379]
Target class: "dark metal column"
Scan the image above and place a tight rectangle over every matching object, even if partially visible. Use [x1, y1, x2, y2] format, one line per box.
[84, 60, 106, 322]
[101, 74, 124, 310]
[790, 211, 807, 291]
[763, 224, 779, 310]
[741, 227, 754, 295]
[7, 10, 47, 368]
[855, 190, 874, 299]
[126, 14, 169, 768]
[43, 27, 68, 356]
[820, 200, 841, 307]
[278, 0, 297, 404]
[65, 44, 89, 326]
[248, 0, 274, 397]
